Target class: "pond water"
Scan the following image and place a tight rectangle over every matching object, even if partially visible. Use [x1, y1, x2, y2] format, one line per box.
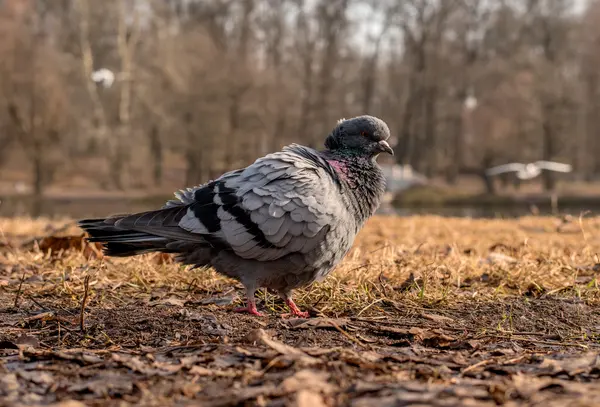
[1, 195, 598, 219]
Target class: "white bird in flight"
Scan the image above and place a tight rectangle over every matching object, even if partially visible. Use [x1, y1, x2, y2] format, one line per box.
[91, 68, 115, 88]
[381, 164, 427, 193]
[486, 161, 572, 180]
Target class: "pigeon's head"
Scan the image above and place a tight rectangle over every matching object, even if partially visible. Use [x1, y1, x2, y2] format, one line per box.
[324, 115, 393, 158]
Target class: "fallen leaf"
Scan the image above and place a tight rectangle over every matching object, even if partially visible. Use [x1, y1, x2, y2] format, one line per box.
[244, 329, 318, 365]
[150, 297, 186, 307]
[112, 353, 155, 374]
[512, 373, 555, 398]
[36, 235, 102, 258]
[22, 349, 103, 365]
[0, 373, 19, 394]
[178, 311, 229, 336]
[480, 252, 518, 266]
[16, 334, 40, 349]
[372, 326, 415, 339]
[294, 390, 327, 407]
[18, 370, 54, 385]
[67, 373, 133, 396]
[153, 361, 183, 373]
[200, 295, 237, 306]
[338, 349, 382, 369]
[352, 392, 436, 407]
[153, 252, 173, 264]
[539, 353, 600, 376]
[189, 365, 236, 377]
[281, 370, 336, 394]
[285, 318, 349, 330]
[421, 313, 455, 324]
[48, 401, 87, 407]
[205, 384, 280, 405]
[22, 311, 57, 324]
[408, 327, 457, 348]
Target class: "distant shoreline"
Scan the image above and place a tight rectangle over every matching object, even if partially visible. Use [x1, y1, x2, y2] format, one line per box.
[2, 190, 600, 218]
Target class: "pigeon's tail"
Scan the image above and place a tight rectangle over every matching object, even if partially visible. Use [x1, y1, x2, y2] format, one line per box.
[78, 217, 171, 257]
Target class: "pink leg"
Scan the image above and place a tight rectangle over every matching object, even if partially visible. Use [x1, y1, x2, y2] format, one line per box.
[234, 290, 263, 316]
[282, 298, 310, 318]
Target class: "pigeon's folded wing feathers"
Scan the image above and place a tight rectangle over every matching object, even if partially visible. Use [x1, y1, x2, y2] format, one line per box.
[178, 146, 343, 262]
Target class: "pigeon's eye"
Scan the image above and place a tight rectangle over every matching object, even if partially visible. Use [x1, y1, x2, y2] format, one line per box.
[361, 131, 368, 137]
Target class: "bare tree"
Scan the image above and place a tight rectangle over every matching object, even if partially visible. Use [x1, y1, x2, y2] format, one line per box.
[1, 0, 599, 210]
[0, 5, 71, 214]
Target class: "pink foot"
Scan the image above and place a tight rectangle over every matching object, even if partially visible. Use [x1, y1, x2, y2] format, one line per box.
[281, 299, 310, 318]
[234, 304, 263, 317]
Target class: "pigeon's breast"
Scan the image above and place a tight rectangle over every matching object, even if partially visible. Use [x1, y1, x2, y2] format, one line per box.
[298, 213, 357, 279]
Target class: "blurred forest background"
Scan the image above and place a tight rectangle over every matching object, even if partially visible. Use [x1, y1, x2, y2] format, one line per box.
[0, 0, 599, 216]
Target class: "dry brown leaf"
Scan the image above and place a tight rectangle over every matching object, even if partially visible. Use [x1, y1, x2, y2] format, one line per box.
[539, 353, 600, 376]
[149, 297, 186, 307]
[421, 313, 455, 324]
[245, 329, 318, 365]
[47, 401, 87, 407]
[67, 372, 133, 396]
[285, 318, 350, 330]
[153, 253, 173, 265]
[37, 235, 103, 258]
[512, 373, 556, 398]
[281, 370, 336, 394]
[481, 252, 518, 266]
[22, 349, 103, 365]
[408, 327, 457, 348]
[18, 370, 54, 385]
[189, 365, 237, 377]
[15, 334, 40, 349]
[294, 390, 327, 407]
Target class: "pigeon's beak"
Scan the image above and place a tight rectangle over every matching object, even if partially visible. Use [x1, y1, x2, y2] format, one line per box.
[377, 140, 394, 156]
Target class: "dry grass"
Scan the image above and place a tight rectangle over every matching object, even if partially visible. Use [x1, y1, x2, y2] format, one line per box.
[1, 215, 600, 406]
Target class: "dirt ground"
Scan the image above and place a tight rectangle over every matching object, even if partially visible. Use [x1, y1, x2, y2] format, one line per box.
[1, 215, 600, 406]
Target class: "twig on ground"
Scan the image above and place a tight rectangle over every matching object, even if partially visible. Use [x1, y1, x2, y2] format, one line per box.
[80, 275, 91, 332]
[329, 320, 370, 349]
[356, 298, 385, 318]
[481, 334, 593, 349]
[14, 272, 26, 308]
[27, 295, 50, 311]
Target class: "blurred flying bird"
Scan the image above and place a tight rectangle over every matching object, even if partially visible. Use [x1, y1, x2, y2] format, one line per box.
[381, 164, 427, 194]
[486, 161, 572, 180]
[91, 68, 115, 88]
[79, 115, 393, 318]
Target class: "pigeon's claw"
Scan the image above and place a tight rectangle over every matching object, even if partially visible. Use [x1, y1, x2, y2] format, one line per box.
[234, 306, 263, 316]
[234, 296, 263, 316]
[282, 298, 310, 319]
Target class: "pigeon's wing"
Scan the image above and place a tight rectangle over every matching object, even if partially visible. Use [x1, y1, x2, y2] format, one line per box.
[177, 145, 344, 262]
[534, 161, 573, 173]
[103, 169, 245, 245]
[485, 163, 525, 176]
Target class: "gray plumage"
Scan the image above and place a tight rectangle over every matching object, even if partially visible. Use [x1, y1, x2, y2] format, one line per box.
[79, 115, 393, 317]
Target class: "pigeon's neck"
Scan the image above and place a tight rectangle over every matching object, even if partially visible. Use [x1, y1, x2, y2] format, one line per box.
[324, 152, 386, 224]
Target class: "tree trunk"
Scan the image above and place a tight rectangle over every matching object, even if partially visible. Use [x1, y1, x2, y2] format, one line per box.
[32, 140, 43, 217]
[541, 119, 556, 191]
[149, 125, 163, 187]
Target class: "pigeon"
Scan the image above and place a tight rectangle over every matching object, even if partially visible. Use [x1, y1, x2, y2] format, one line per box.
[79, 115, 393, 317]
[91, 68, 116, 88]
[486, 161, 572, 180]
